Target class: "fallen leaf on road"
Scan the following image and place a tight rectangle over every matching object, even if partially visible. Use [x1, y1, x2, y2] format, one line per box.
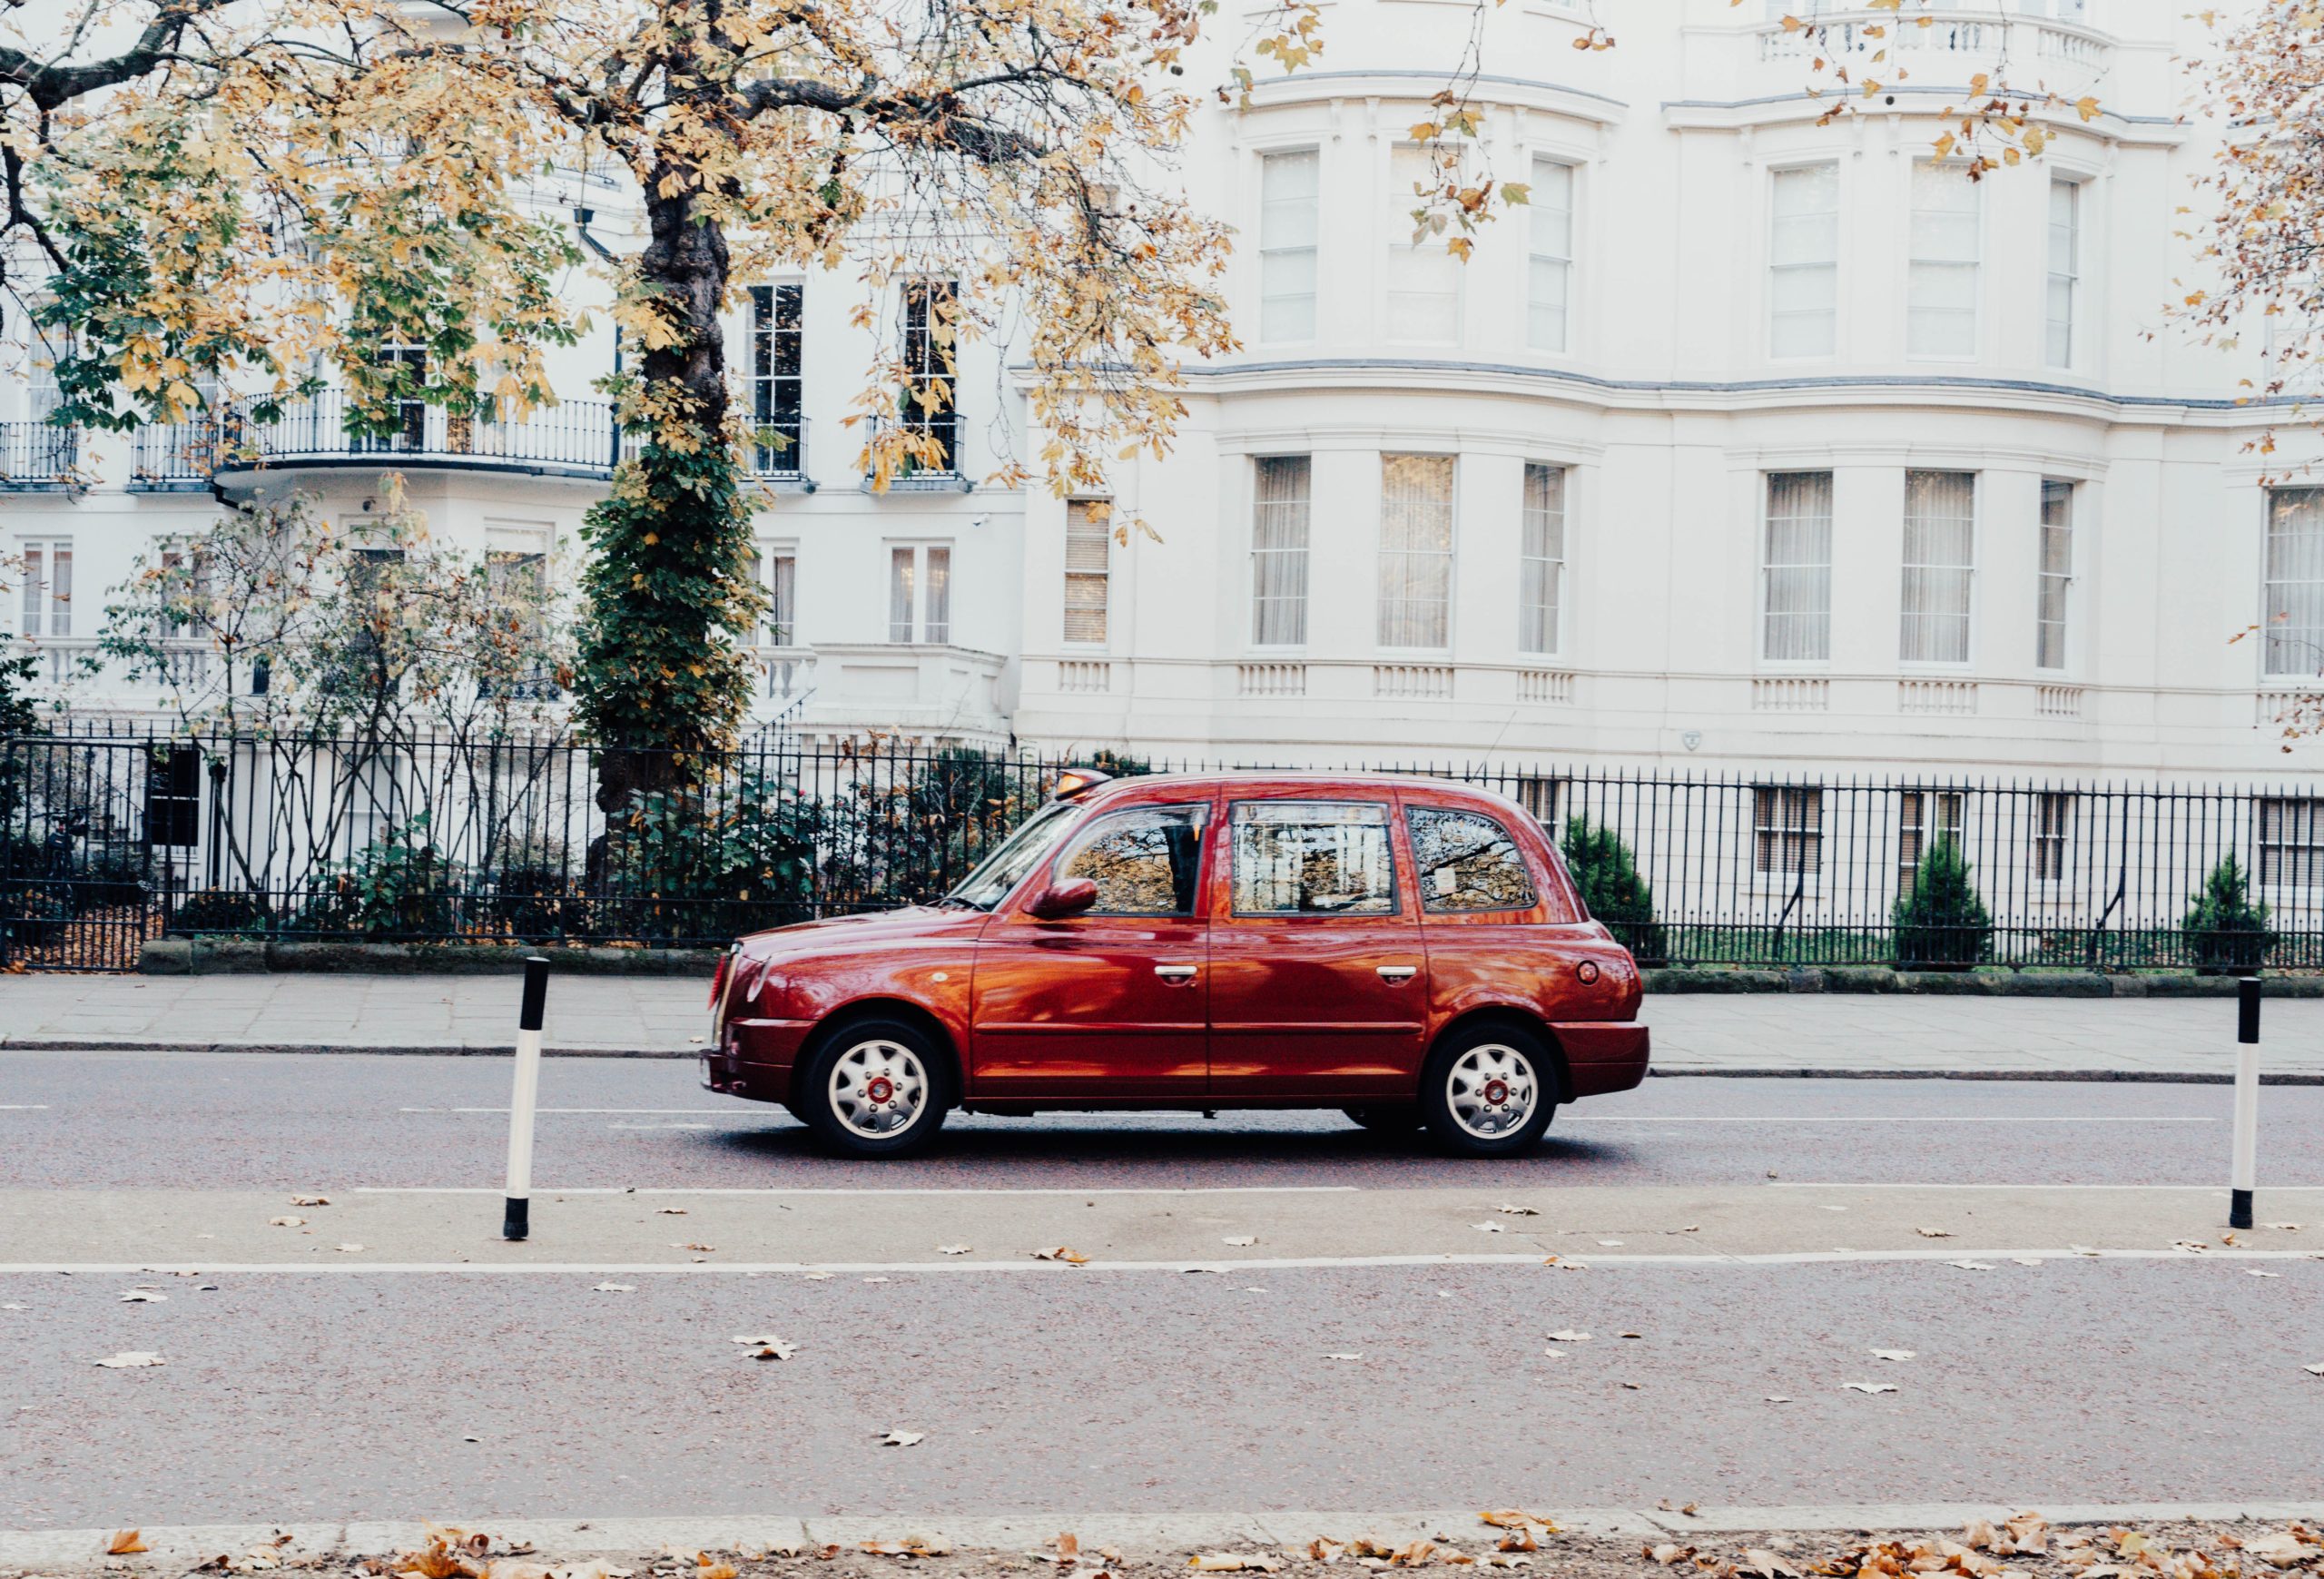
[1323, 1352, 1364, 1361]
[2235, 1535, 2311, 1568]
[1541, 1347, 1569, 1358]
[864, 1276, 891, 1283]
[1843, 1382, 1897, 1394]
[1948, 1260, 1997, 1271]
[1496, 1534, 1537, 1554]
[1224, 1236, 1257, 1246]
[656, 1208, 689, 1216]
[1644, 1545, 1694, 1565]
[1764, 1396, 1793, 1404]
[2172, 1240, 2208, 1254]
[290, 1196, 329, 1208]
[1187, 1557, 1279, 1573]
[2248, 1270, 2282, 1278]
[859, 1541, 950, 1559]
[1034, 1247, 1091, 1264]
[593, 1283, 635, 1293]
[109, 1532, 149, 1555]
[1870, 1348, 1915, 1361]
[1620, 1380, 1641, 1389]
[268, 1216, 304, 1228]
[1596, 1239, 1624, 1247]
[119, 1290, 167, 1303]
[1620, 1331, 1643, 1339]
[2012, 1258, 2043, 1267]
[1915, 1228, 1953, 1239]
[1476, 1512, 1535, 1531]
[93, 1352, 164, 1367]
[938, 1245, 972, 1256]
[2302, 1362, 2324, 1376]
[1308, 1541, 1345, 1564]
[1495, 1205, 1539, 1217]
[733, 1335, 797, 1359]
[1484, 1557, 1531, 1569]
[803, 1272, 834, 1280]
[2266, 1222, 2303, 1231]
[877, 1430, 925, 1446]
[1546, 1329, 1591, 1342]
[1, 1302, 25, 1310]
[337, 1243, 366, 1253]
[1737, 1549, 1801, 1578]
[675, 1243, 715, 1252]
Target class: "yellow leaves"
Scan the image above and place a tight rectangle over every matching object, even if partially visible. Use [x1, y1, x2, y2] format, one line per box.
[1409, 122, 1443, 142]
[2073, 95, 2101, 123]
[1931, 133, 1957, 159]
[1968, 73, 1991, 98]
[109, 1533, 150, 1556]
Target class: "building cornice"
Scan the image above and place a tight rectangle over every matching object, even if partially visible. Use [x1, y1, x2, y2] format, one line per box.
[1238, 69, 1626, 125]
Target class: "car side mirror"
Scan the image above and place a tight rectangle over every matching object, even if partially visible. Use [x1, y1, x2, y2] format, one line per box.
[1027, 876, 1098, 920]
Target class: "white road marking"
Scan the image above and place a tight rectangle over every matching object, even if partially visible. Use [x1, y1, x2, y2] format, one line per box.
[401, 1108, 740, 1115]
[0, 1104, 51, 1110]
[353, 1184, 1363, 1196]
[2, 1248, 2319, 1276]
[1570, 1115, 2216, 1124]
[1768, 1181, 2324, 1190]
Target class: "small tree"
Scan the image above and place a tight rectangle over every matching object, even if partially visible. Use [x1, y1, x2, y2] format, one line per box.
[1892, 838, 1993, 970]
[2182, 854, 2273, 975]
[1561, 817, 1668, 966]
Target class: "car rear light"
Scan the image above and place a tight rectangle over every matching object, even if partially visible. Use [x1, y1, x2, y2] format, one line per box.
[708, 951, 734, 1011]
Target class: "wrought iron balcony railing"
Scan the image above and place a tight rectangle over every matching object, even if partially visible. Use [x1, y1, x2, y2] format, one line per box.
[0, 420, 80, 489]
[215, 390, 625, 477]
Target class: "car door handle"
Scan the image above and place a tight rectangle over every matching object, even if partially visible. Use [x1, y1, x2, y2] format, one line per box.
[1376, 964, 1418, 982]
[1155, 964, 1199, 982]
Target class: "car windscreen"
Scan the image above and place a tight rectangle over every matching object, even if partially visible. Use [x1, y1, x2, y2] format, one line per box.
[945, 800, 1084, 910]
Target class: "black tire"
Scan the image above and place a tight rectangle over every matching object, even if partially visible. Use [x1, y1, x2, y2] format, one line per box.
[1418, 1021, 1559, 1159]
[1343, 1105, 1424, 1133]
[795, 1016, 953, 1159]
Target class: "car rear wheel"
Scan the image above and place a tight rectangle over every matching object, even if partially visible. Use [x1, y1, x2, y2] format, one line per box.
[1419, 1023, 1557, 1158]
[798, 1018, 951, 1159]
[1343, 1106, 1424, 1134]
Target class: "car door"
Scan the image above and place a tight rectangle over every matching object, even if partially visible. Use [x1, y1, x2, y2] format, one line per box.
[1206, 796, 1428, 1100]
[968, 800, 1213, 1101]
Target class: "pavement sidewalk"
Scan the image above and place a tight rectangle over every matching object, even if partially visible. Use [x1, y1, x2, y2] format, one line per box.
[3, 972, 2320, 1079]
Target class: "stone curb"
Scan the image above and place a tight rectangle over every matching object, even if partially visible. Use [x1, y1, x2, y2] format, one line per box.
[1640, 966, 2324, 997]
[137, 939, 722, 976]
[6, 1505, 2322, 1567]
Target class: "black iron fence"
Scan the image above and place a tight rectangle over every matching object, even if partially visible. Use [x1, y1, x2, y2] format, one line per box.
[216, 391, 625, 476]
[3, 725, 2319, 973]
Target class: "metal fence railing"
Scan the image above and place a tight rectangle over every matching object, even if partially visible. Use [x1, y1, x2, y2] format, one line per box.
[216, 391, 625, 476]
[2, 724, 2317, 974]
[0, 420, 79, 488]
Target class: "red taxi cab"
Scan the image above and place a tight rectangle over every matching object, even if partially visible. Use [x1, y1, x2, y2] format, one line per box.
[704, 769, 1649, 1158]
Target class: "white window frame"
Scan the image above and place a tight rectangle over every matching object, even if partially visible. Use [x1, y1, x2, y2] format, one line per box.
[15, 538, 73, 638]
[1527, 156, 1576, 356]
[1250, 456, 1312, 648]
[2046, 177, 2082, 371]
[1064, 499, 1112, 647]
[2257, 796, 2324, 890]
[1760, 471, 1834, 665]
[1753, 785, 1825, 888]
[1385, 144, 1463, 347]
[1907, 160, 1983, 361]
[1900, 469, 1977, 666]
[751, 541, 799, 647]
[1768, 163, 1839, 361]
[1257, 149, 1320, 347]
[1376, 452, 1458, 651]
[2264, 487, 2324, 679]
[886, 541, 952, 645]
[2037, 479, 2073, 672]
[1520, 462, 1567, 656]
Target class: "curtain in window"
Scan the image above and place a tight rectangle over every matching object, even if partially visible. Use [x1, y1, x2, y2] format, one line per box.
[1901, 470, 1975, 663]
[925, 547, 951, 644]
[765, 552, 796, 646]
[1378, 455, 1454, 648]
[1761, 472, 1832, 662]
[2268, 489, 2324, 676]
[2038, 480, 2073, 669]
[1521, 463, 1565, 655]
[1252, 457, 1312, 646]
[889, 547, 916, 643]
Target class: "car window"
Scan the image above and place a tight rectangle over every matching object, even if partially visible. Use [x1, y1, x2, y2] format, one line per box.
[948, 801, 1081, 910]
[1230, 801, 1396, 915]
[1407, 805, 1538, 913]
[1053, 804, 1209, 916]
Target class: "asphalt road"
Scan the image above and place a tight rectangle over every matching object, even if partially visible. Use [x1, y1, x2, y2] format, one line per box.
[3, 1051, 2321, 1189]
[5, 1258, 2320, 1527]
[6, 1051, 2322, 1529]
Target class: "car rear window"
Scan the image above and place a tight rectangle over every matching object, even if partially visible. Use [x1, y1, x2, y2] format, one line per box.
[1229, 801, 1397, 915]
[1406, 805, 1538, 913]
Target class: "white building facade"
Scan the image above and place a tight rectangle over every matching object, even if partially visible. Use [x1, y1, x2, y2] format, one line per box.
[7, 0, 2319, 781]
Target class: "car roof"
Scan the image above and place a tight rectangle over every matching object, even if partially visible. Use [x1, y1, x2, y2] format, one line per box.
[1075, 770, 1536, 819]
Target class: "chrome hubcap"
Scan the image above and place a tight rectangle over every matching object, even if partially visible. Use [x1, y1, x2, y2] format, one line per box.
[829, 1039, 929, 1139]
[1447, 1043, 1538, 1139]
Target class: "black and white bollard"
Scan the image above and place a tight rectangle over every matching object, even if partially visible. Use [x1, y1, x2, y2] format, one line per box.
[503, 956, 551, 1241]
[2230, 975, 2260, 1232]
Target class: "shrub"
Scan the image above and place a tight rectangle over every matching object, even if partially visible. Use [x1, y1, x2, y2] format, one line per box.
[2181, 854, 2273, 975]
[1560, 818, 1669, 965]
[1892, 838, 1993, 969]
[293, 814, 464, 938]
[169, 887, 269, 935]
[599, 774, 822, 942]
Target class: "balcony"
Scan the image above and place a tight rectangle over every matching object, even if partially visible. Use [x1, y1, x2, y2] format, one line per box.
[1, 421, 79, 489]
[213, 390, 624, 480]
[858, 414, 970, 494]
[1682, 8, 2112, 116]
[132, 419, 225, 490]
[747, 415, 815, 489]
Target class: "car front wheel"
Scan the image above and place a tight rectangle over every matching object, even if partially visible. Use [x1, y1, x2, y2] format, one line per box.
[797, 1018, 951, 1159]
[1419, 1023, 1557, 1158]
